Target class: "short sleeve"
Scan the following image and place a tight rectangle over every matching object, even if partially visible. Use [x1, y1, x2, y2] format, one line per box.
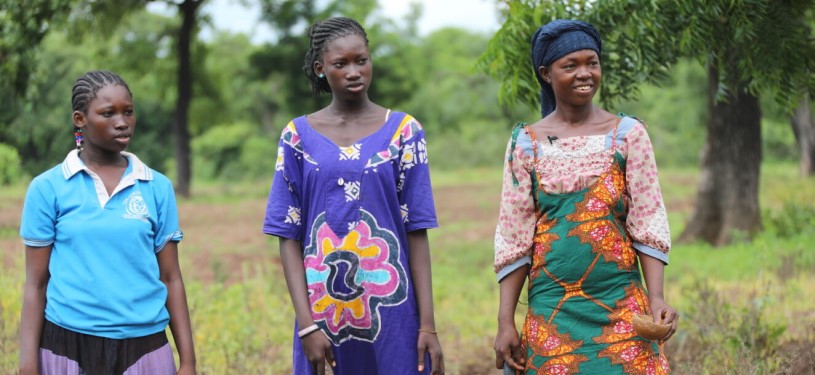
[623, 123, 671, 263]
[396, 116, 438, 232]
[494, 130, 537, 275]
[20, 176, 57, 247]
[263, 122, 305, 241]
[152, 175, 183, 253]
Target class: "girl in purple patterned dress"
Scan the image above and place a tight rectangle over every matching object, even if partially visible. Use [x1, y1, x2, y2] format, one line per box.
[263, 17, 445, 375]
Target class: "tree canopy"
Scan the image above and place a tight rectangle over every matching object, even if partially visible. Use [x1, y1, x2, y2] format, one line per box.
[478, 0, 815, 245]
[480, 0, 815, 113]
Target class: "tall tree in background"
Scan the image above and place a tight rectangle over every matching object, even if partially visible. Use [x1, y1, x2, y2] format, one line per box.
[671, 1, 814, 244]
[790, 11, 815, 177]
[791, 96, 815, 176]
[173, 0, 204, 197]
[480, 0, 815, 245]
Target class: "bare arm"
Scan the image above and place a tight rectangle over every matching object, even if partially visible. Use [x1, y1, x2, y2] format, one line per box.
[494, 265, 528, 371]
[278, 237, 334, 375]
[407, 230, 444, 374]
[638, 253, 678, 341]
[157, 241, 197, 374]
[19, 245, 52, 375]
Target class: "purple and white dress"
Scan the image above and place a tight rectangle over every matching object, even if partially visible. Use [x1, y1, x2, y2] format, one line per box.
[263, 110, 438, 375]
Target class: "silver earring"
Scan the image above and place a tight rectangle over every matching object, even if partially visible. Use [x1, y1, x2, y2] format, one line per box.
[318, 73, 325, 78]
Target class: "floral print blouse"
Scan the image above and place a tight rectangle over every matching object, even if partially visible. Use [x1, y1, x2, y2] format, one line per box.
[494, 117, 671, 279]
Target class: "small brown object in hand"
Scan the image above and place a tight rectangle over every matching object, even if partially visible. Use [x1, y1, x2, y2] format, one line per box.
[632, 313, 671, 340]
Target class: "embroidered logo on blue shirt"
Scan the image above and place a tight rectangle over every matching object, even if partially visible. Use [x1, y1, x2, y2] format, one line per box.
[122, 191, 150, 222]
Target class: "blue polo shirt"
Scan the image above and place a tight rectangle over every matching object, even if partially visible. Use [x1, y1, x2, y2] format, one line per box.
[20, 150, 183, 339]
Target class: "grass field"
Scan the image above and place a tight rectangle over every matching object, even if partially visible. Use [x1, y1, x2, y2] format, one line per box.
[1, 164, 814, 374]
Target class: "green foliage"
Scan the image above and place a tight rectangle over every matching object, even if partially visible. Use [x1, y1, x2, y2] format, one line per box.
[479, 0, 815, 114]
[762, 117, 799, 163]
[0, 262, 23, 373]
[0, 9, 181, 176]
[764, 203, 815, 238]
[402, 27, 527, 137]
[0, 143, 23, 185]
[184, 275, 294, 374]
[1, 31, 86, 174]
[618, 58, 799, 167]
[194, 32, 273, 134]
[253, 0, 427, 120]
[477, 0, 679, 113]
[672, 280, 788, 374]
[253, 0, 333, 119]
[669, 0, 815, 109]
[0, 0, 75, 95]
[617, 60, 708, 166]
[192, 122, 276, 180]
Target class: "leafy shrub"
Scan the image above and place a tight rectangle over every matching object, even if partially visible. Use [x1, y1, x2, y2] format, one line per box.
[0, 143, 22, 185]
[192, 123, 275, 181]
[764, 202, 815, 237]
[670, 280, 788, 374]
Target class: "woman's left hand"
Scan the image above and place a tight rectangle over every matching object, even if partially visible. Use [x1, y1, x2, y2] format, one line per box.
[417, 331, 445, 374]
[648, 296, 678, 343]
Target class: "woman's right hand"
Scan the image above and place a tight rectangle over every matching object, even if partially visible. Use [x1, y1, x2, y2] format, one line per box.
[494, 322, 525, 372]
[301, 331, 335, 375]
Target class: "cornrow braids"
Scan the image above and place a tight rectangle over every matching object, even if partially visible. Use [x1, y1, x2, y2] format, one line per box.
[71, 70, 132, 114]
[302, 17, 369, 96]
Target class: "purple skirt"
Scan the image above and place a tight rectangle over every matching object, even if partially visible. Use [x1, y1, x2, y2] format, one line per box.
[39, 320, 176, 375]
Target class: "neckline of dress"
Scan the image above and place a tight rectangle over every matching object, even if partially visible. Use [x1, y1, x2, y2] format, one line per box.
[303, 109, 392, 148]
[527, 118, 622, 198]
[533, 117, 623, 144]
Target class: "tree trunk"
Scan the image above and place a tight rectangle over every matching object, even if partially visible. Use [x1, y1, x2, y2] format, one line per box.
[791, 94, 815, 176]
[679, 62, 763, 245]
[173, 0, 202, 197]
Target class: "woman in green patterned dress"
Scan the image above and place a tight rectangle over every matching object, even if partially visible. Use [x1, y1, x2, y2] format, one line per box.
[493, 20, 678, 374]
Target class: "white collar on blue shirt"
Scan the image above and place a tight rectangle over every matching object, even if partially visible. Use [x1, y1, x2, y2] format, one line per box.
[61, 150, 155, 207]
[61, 149, 153, 181]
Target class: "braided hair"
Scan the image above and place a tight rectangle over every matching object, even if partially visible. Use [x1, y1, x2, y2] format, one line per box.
[303, 17, 369, 96]
[71, 71, 132, 149]
[72, 70, 132, 114]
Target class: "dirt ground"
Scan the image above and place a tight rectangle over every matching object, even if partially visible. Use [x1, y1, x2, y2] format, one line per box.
[175, 182, 501, 284]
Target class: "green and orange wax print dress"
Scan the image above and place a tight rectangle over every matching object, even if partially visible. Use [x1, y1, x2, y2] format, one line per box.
[494, 117, 672, 374]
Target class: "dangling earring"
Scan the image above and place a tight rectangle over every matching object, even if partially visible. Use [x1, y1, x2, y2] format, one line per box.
[74, 127, 83, 150]
[318, 73, 325, 79]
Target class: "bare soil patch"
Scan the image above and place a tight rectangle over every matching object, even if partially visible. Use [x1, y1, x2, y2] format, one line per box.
[176, 182, 502, 284]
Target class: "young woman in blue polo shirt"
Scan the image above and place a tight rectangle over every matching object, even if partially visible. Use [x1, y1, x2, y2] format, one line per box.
[19, 71, 197, 375]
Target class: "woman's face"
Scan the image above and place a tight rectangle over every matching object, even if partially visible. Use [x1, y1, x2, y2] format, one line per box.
[541, 49, 601, 107]
[314, 34, 372, 99]
[73, 84, 135, 154]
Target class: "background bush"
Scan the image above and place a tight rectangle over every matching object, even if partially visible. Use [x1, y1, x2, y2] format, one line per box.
[0, 143, 22, 186]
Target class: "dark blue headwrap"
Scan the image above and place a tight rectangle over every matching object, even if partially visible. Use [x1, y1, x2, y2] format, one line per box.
[531, 19, 602, 117]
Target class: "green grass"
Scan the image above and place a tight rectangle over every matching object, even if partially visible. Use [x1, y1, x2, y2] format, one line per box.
[1, 163, 814, 374]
